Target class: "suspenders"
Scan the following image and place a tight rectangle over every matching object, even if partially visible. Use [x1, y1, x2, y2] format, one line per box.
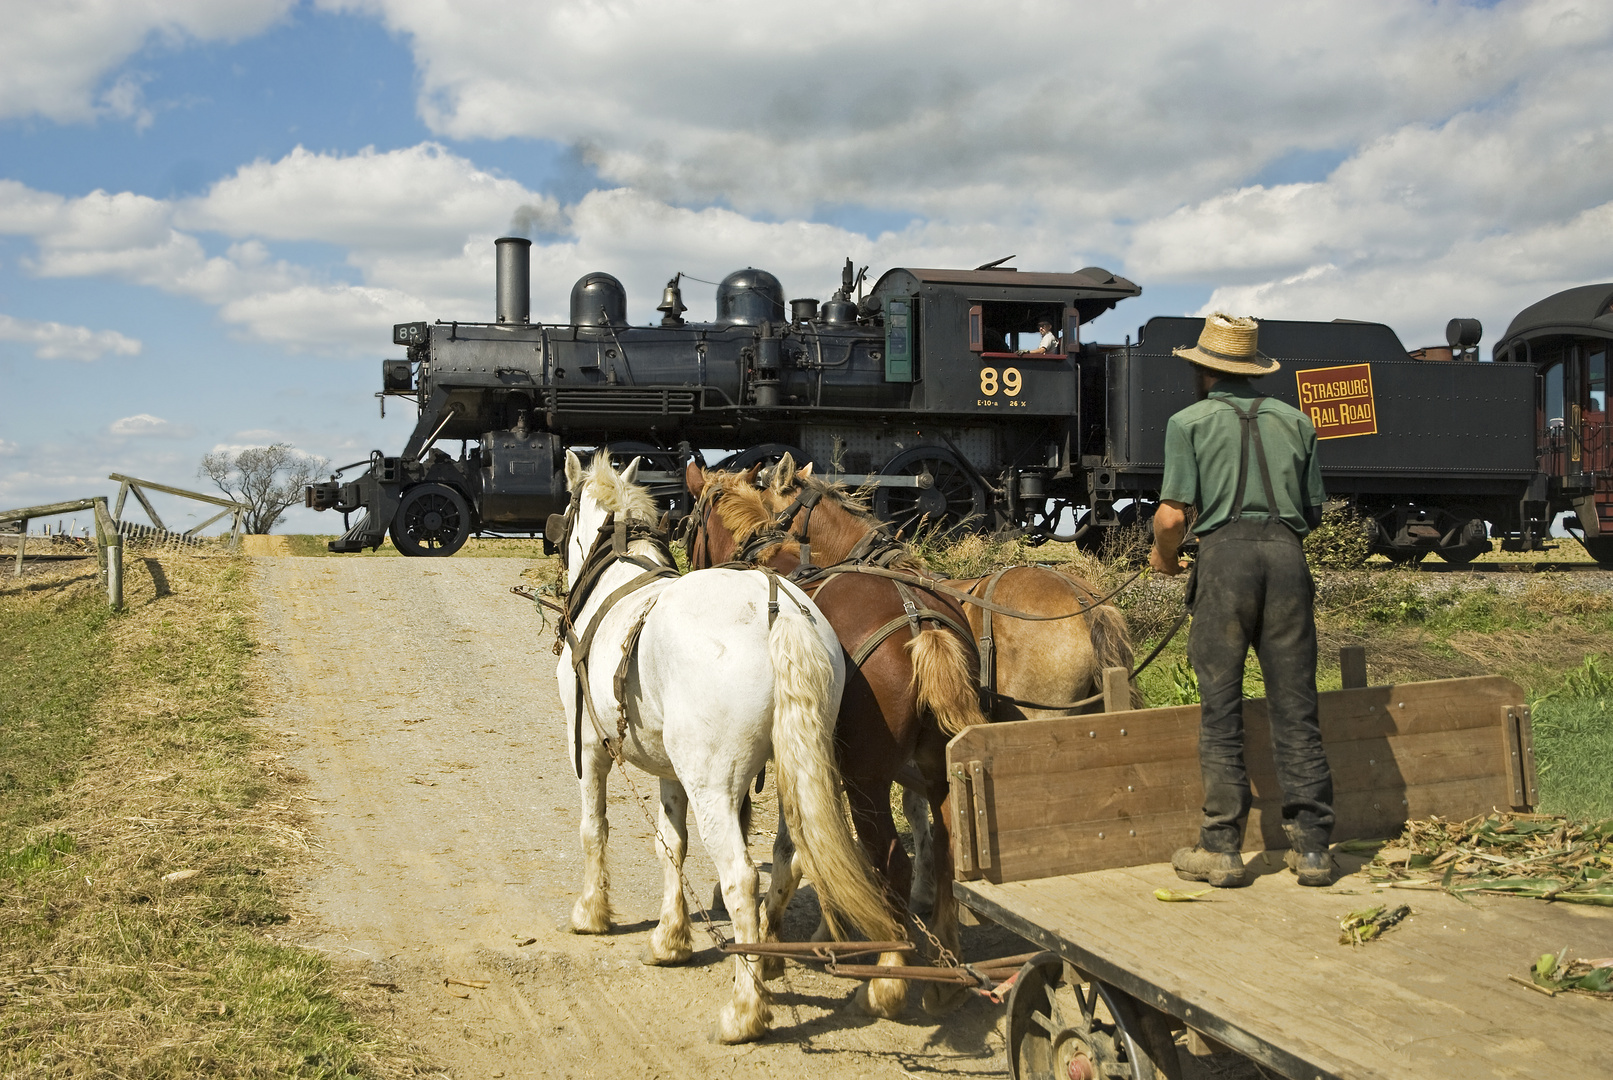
[1222, 396, 1281, 524]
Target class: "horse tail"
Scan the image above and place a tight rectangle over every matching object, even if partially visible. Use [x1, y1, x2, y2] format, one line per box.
[907, 626, 989, 737]
[1088, 602, 1144, 709]
[768, 607, 900, 943]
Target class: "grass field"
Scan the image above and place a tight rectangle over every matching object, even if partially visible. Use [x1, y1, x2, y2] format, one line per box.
[0, 557, 409, 1078]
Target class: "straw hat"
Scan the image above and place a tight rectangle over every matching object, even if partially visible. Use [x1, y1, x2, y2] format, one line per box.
[1172, 313, 1280, 377]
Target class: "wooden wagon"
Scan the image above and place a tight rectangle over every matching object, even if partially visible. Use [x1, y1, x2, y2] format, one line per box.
[945, 658, 1613, 1079]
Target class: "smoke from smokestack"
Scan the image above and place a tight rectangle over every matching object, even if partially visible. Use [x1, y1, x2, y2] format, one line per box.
[507, 200, 566, 240]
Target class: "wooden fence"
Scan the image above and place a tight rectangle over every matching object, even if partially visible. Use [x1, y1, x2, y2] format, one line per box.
[1, 476, 248, 609]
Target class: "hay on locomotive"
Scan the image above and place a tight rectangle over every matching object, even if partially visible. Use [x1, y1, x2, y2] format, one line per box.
[304, 239, 1613, 566]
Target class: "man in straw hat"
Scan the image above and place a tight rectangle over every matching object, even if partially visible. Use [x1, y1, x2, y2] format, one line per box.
[1149, 313, 1333, 888]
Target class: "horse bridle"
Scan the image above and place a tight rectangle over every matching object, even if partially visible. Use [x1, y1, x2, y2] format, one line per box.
[686, 479, 826, 573]
[545, 487, 583, 574]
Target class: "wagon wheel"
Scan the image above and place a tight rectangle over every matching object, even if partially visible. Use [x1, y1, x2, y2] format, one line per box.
[389, 483, 471, 557]
[1007, 953, 1165, 1080]
[872, 447, 986, 537]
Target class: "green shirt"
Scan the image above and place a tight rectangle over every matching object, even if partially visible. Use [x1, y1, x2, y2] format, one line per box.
[1158, 380, 1325, 537]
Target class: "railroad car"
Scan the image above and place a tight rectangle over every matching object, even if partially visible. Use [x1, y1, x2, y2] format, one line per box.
[304, 238, 1612, 565]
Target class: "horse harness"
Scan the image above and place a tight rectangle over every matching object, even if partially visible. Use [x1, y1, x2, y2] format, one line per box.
[968, 567, 1111, 714]
[558, 508, 679, 778]
[562, 496, 815, 779]
[733, 487, 1150, 711]
[709, 492, 974, 672]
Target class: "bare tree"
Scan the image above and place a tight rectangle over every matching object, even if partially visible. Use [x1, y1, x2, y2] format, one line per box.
[200, 443, 328, 534]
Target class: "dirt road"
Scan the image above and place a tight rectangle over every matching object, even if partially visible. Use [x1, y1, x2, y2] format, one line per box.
[254, 556, 1019, 1080]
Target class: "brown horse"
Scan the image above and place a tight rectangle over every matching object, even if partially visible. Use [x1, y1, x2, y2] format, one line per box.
[685, 461, 987, 1015]
[753, 460, 1141, 909]
[755, 460, 1140, 720]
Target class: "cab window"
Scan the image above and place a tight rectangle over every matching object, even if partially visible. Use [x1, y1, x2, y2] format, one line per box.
[967, 301, 1068, 357]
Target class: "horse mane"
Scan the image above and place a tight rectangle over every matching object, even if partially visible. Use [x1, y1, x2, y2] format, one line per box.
[585, 451, 660, 523]
[774, 473, 922, 570]
[709, 473, 786, 547]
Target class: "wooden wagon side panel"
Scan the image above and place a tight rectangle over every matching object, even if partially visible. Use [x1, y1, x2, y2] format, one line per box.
[946, 675, 1530, 884]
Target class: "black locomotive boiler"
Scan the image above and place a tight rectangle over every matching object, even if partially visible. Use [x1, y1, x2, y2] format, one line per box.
[305, 238, 1613, 566]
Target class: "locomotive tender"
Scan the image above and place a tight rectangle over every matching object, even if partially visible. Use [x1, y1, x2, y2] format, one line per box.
[305, 238, 1613, 566]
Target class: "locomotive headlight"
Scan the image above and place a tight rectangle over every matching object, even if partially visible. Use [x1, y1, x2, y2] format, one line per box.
[382, 359, 414, 392]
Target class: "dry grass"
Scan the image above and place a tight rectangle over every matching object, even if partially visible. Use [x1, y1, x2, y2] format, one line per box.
[0, 556, 420, 1078]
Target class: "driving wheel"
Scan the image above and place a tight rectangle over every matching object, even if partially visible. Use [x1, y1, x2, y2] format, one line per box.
[1007, 953, 1163, 1080]
[872, 446, 986, 536]
[712, 443, 810, 474]
[605, 440, 690, 518]
[389, 483, 471, 557]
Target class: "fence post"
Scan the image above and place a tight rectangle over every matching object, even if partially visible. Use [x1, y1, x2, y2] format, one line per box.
[1339, 645, 1368, 689]
[92, 497, 122, 610]
[11, 520, 24, 579]
[229, 509, 244, 553]
[107, 537, 123, 610]
[92, 501, 107, 578]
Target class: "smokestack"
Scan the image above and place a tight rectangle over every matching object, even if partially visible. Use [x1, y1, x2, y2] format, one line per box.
[495, 237, 531, 325]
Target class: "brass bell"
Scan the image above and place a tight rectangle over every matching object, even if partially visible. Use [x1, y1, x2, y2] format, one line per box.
[657, 274, 687, 326]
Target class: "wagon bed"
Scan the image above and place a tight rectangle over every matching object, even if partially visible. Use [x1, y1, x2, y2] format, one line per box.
[944, 669, 1613, 1079]
[957, 859, 1613, 1079]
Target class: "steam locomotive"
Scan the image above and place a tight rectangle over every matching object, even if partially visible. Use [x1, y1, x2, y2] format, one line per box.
[305, 238, 1613, 566]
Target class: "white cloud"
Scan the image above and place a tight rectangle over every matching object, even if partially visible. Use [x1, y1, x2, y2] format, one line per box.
[0, 1, 294, 123]
[1127, 49, 1613, 345]
[0, 312, 142, 360]
[332, 0, 1613, 227]
[2, 1, 1612, 362]
[184, 143, 558, 255]
[109, 413, 190, 437]
[0, 438, 18, 456]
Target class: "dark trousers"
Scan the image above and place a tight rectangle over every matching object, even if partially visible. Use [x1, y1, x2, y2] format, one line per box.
[1188, 519, 1334, 853]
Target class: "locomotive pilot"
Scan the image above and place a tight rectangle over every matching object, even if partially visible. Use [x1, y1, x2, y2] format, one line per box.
[1148, 314, 1335, 888]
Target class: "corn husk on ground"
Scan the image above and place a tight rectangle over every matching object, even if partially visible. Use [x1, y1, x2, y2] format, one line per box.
[1339, 903, 1412, 946]
[1531, 949, 1613, 998]
[1364, 813, 1613, 905]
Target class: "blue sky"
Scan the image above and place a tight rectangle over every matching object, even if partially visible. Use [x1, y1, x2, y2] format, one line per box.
[2, 1, 1610, 532]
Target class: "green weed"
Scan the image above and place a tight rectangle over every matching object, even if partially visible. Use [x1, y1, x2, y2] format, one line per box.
[1563, 654, 1613, 699]
[1304, 505, 1374, 571]
[1163, 659, 1200, 706]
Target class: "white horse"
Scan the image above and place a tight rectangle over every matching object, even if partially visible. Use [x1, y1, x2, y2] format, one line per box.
[553, 451, 902, 1042]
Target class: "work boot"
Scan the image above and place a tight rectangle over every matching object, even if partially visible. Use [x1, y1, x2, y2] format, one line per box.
[1285, 848, 1333, 887]
[1171, 846, 1246, 888]
[1281, 823, 1333, 886]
